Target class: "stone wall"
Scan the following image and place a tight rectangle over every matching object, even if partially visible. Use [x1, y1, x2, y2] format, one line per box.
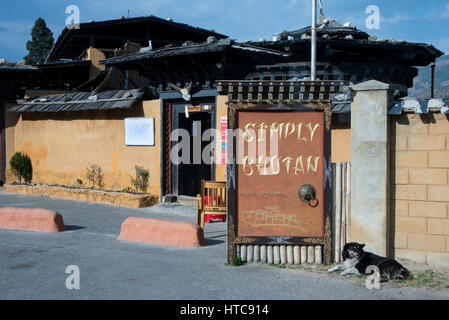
[391, 112, 449, 266]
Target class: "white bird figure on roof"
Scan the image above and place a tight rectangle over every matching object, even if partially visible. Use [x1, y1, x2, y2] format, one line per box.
[167, 81, 193, 101]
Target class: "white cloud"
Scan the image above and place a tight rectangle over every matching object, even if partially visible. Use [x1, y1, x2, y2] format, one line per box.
[434, 37, 449, 54]
[287, 0, 298, 8]
[442, 2, 449, 18]
[381, 13, 413, 24]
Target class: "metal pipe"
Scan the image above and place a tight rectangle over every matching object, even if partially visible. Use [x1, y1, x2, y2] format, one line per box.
[311, 0, 317, 81]
[431, 63, 435, 99]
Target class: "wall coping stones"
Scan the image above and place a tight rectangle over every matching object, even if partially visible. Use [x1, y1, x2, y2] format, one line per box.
[390, 98, 449, 115]
[350, 79, 390, 91]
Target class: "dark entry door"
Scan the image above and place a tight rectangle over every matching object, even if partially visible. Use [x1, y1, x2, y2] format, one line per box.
[171, 103, 214, 196]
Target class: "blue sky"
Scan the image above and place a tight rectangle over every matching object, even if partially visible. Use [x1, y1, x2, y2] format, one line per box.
[1, 0, 449, 62]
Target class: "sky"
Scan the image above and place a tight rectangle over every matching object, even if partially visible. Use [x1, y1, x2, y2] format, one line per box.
[1, 0, 449, 62]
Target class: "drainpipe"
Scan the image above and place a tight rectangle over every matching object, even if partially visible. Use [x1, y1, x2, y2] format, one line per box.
[311, 0, 317, 81]
[431, 63, 435, 99]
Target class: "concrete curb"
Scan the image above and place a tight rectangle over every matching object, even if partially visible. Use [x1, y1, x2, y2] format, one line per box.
[118, 217, 205, 247]
[0, 207, 66, 232]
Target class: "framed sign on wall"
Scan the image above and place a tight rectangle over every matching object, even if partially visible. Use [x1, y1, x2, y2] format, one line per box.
[124, 117, 155, 146]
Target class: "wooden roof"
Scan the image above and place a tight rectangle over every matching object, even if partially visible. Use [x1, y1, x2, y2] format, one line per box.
[46, 16, 227, 61]
[252, 18, 443, 67]
[0, 59, 37, 72]
[10, 88, 146, 112]
[103, 39, 290, 65]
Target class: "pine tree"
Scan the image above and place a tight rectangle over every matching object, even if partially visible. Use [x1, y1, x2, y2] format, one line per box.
[24, 18, 54, 65]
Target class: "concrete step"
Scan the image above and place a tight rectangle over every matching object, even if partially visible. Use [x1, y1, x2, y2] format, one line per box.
[163, 194, 198, 206]
[176, 195, 198, 205]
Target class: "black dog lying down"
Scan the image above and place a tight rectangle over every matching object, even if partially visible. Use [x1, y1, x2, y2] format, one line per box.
[328, 242, 410, 281]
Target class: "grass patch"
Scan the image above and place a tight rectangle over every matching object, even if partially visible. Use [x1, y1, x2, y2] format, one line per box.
[269, 264, 286, 268]
[396, 270, 448, 288]
[230, 257, 246, 267]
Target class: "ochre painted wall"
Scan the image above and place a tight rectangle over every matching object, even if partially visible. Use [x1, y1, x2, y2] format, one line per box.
[390, 113, 449, 266]
[86, 47, 106, 79]
[6, 100, 161, 196]
[331, 128, 351, 163]
[6, 96, 351, 199]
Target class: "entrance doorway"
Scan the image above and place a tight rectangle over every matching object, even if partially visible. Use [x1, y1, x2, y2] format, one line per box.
[170, 102, 215, 197]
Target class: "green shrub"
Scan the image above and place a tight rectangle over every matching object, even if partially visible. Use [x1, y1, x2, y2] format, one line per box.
[122, 186, 134, 193]
[9, 152, 32, 184]
[230, 257, 245, 266]
[131, 166, 149, 193]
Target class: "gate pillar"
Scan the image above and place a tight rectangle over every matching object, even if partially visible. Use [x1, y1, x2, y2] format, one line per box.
[350, 80, 391, 257]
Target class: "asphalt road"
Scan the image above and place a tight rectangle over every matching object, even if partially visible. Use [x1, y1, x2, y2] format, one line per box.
[0, 191, 448, 300]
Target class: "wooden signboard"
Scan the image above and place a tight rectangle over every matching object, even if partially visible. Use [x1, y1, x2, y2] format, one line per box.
[237, 111, 324, 237]
[227, 102, 332, 264]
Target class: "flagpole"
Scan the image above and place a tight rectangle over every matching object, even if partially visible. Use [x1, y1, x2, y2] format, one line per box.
[311, 0, 317, 81]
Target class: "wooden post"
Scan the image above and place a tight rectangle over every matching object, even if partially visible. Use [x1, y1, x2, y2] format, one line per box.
[301, 246, 307, 264]
[346, 162, 351, 242]
[293, 245, 301, 265]
[267, 245, 274, 264]
[280, 245, 287, 265]
[247, 245, 254, 262]
[287, 245, 294, 265]
[341, 164, 347, 252]
[315, 246, 323, 264]
[254, 245, 260, 262]
[273, 246, 280, 264]
[307, 246, 315, 264]
[260, 245, 267, 263]
[240, 245, 247, 262]
[335, 164, 342, 262]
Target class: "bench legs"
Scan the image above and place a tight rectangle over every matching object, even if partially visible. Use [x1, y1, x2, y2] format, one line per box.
[197, 194, 205, 231]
